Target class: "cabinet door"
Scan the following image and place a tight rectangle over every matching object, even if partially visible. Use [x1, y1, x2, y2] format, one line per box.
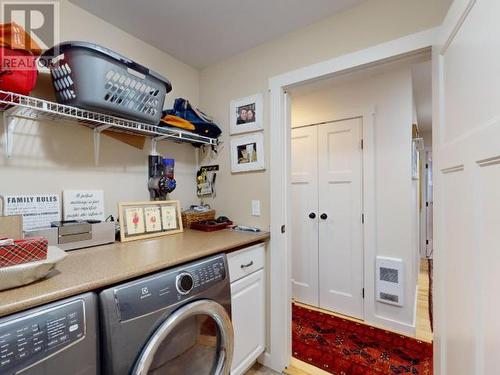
[230, 269, 265, 375]
[291, 126, 319, 306]
[318, 118, 364, 319]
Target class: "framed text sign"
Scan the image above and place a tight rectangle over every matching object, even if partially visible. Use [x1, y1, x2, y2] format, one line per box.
[2, 194, 60, 231]
[63, 190, 105, 221]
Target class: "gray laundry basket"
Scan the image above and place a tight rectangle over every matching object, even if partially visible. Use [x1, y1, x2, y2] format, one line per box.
[40, 41, 172, 124]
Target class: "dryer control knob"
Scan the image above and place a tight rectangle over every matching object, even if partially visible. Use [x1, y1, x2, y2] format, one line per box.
[176, 272, 194, 295]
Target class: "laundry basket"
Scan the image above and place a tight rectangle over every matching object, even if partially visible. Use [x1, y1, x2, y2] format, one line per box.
[40, 41, 172, 124]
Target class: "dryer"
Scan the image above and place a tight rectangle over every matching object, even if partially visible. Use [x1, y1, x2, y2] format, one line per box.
[0, 292, 99, 375]
[99, 253, 233, 375]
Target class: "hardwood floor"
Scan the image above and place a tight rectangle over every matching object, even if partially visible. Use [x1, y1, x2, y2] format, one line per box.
[245, 362, 282, 374]
[416, 259, 433, 342]
[285, 259, 433, 374]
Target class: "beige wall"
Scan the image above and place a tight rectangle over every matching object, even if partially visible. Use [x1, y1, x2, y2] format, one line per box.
[199, 0, 451, 229]
[0, 0, 201, 218]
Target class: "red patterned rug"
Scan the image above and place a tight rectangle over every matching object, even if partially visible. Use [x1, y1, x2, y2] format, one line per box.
[292, 304, 433, 375]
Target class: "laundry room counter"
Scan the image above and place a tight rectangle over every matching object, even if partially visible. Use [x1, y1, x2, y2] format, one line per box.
[0, 229, 269, 317]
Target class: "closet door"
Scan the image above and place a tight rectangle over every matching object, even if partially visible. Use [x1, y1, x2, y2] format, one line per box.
[291, 126, 319, 306]
[317, 118, 363, 319]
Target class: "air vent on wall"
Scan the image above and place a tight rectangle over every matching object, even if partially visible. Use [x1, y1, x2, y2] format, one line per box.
[376, 256, 404, 307]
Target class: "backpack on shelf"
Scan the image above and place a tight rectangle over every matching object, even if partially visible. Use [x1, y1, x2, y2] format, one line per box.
[164, 98, 222, 139]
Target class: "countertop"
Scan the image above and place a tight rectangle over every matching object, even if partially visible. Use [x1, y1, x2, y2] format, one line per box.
[0, 229, 269, 318]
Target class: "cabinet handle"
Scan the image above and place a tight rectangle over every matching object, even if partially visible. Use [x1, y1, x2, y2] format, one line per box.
[320, 213, 328, 220]
[309, 212, 316, 219]
[240, 261, 254, 269]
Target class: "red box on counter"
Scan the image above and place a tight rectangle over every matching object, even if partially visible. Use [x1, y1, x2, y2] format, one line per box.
[0, 237, 48, 267]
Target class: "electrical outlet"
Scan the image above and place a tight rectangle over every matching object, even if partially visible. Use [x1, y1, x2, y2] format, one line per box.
[251, 200, 261, 216]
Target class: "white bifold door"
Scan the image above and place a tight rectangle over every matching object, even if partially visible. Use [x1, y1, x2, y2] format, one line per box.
[291, 117, 364, 319]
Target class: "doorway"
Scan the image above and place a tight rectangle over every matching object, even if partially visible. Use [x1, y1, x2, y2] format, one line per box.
[283, 51, 434, 374]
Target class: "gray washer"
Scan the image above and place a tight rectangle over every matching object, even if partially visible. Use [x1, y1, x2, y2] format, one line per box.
[99, 253, 233, 375]
[0, 292, 99, 375]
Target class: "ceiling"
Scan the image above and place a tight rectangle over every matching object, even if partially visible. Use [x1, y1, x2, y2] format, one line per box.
[69, 0, 363, 68]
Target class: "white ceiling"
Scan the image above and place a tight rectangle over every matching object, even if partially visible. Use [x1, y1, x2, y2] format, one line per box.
[69, 0, 363, 68]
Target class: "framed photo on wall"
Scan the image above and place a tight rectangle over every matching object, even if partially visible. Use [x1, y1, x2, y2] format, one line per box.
[118, 200, 183, 242]
[230, 93, 263, 134]
[230, 132, 265, 173]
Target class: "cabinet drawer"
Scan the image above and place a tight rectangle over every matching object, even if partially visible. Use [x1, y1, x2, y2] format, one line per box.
[227, 243, 264, 282]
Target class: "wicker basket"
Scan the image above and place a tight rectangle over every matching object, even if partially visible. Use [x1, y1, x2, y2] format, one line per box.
[182, 209, 215, 229]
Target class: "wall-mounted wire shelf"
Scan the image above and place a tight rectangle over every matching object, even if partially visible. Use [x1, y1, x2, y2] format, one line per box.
[0, 90, 218, 163]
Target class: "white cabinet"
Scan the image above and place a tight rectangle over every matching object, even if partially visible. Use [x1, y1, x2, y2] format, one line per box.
[228, 244, 265, 375]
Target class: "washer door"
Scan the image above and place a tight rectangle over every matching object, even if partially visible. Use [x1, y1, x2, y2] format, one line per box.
[132, 299, 233, 375]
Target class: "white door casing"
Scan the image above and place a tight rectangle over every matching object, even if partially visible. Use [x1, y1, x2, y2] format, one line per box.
[434, 0, 500, 374]
[291, 126, 319, 306]
[317, 118, 364, 318]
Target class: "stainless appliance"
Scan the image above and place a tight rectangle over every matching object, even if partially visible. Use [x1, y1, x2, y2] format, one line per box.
[99, 253, 233, 375]
[25, 221, 115, 251]
[0, 293, 99, 375]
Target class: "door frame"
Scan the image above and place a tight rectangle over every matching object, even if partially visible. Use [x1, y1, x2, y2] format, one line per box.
[264, 27, 439, 372]
[292, 111, 372, 320]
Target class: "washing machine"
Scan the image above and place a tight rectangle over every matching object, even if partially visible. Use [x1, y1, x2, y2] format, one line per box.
[0, 292, 99, 375]
[99, 253, 233, 375]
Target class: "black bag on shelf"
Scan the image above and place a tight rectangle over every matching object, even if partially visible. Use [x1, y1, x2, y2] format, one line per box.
[164, 98, 222, 139]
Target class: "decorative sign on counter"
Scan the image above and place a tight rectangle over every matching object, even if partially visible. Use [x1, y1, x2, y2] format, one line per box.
[118, 200, 183, 242]
[2, 194, 61, 231]
[63, 190, 105, 221]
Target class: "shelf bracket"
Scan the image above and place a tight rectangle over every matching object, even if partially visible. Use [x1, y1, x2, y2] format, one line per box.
[151, 134, 174, 155]
[93, 124, 113, 165]
[3, 107, 18, 158]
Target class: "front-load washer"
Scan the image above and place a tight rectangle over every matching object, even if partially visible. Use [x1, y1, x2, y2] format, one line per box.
[0, 292, 99, 375]
[99, 253, 233, 375]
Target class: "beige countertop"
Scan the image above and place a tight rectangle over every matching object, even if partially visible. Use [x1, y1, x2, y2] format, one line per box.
[0, 229, 269, 317]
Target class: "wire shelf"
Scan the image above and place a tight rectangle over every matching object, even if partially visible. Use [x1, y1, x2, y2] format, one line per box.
[0, 90, 218, 161]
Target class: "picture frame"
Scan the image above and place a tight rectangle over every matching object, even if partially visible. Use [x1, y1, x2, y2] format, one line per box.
[118, 200, 183, 242]
[230, 93, 263, 134]
[230, 132, 265, 173]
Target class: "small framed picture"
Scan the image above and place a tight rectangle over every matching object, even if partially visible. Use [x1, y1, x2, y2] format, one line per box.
[119, 200, 183, 242]
[230, 132, 265, 173]
[230, 93, 263, 134]
[125, 207, 145, 235]
[144, 206, 162, 232]
[161, 205, 178, 230]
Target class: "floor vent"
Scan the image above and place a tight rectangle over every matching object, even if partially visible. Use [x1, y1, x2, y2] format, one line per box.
[376, 256, 404, 306]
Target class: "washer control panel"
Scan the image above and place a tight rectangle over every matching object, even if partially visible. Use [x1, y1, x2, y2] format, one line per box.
[0, 300, 85, 373]
[115, 255, 227, 321]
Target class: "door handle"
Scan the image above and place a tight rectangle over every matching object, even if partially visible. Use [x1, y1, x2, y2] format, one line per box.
[320, 213, 328, 220]
[308, 212, 316, 219]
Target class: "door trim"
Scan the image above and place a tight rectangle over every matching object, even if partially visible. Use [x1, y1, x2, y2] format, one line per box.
[132, 299, 234, 375]
[265, 27, 439, 372]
